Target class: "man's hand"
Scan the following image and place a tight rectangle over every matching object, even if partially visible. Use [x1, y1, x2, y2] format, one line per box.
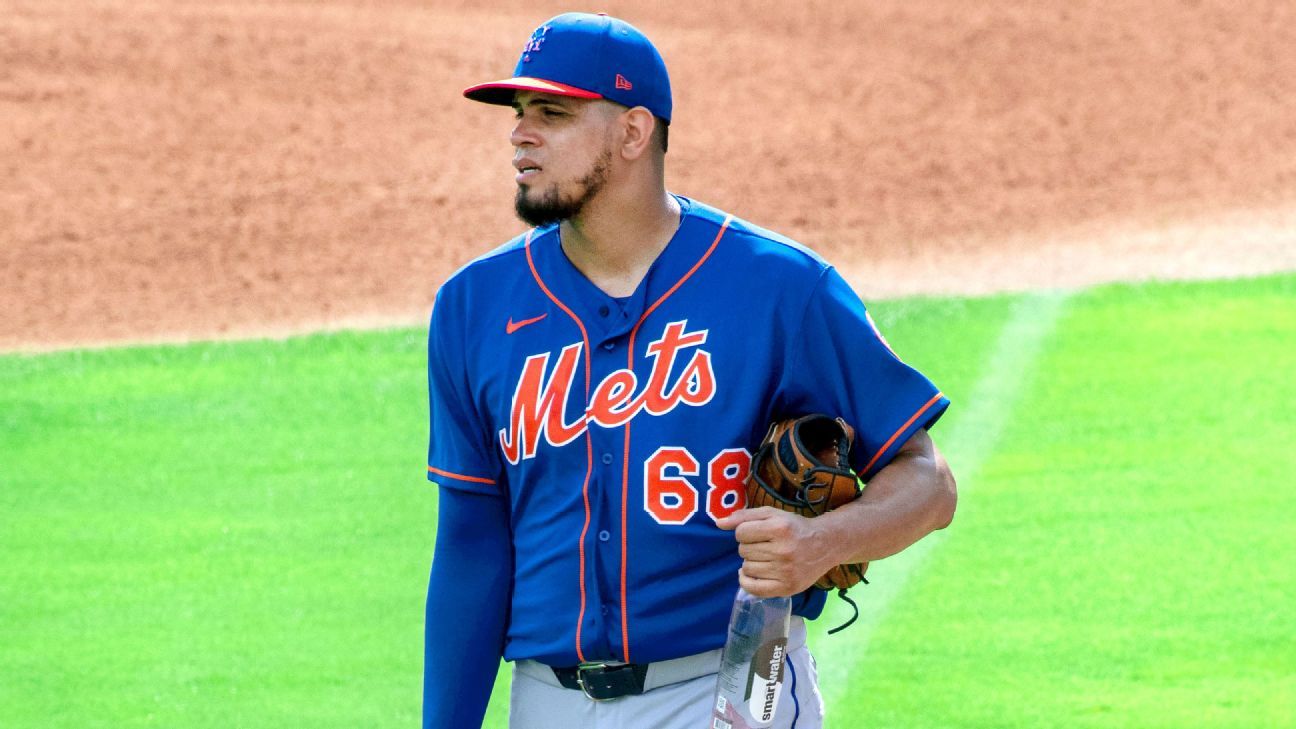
[715, 507, 843, 598]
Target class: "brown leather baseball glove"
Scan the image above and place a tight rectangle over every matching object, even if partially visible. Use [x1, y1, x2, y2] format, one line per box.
[747, 414, 870, 614]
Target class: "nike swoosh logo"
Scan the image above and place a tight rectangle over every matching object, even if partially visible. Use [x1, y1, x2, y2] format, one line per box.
[506, 313, 548, 334]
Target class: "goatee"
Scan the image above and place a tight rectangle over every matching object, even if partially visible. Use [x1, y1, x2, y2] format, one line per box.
[515, 150, 612, 227]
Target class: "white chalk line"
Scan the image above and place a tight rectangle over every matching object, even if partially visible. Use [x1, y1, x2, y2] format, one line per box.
[814, 288, 1074, 708]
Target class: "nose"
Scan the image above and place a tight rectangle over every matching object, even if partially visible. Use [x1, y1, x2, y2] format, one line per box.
[510, 115, 539, 149]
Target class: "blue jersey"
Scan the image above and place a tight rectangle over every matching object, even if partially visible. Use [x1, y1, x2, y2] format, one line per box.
[426, 196, 948, 666]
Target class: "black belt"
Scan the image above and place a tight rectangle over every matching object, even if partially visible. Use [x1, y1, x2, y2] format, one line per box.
[552, 662, 650, 701]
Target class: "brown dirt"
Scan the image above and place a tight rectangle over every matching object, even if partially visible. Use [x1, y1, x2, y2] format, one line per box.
[3, 0, 1295, 352]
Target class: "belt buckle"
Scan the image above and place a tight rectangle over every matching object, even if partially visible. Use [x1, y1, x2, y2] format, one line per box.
[575, 661, 619, 702]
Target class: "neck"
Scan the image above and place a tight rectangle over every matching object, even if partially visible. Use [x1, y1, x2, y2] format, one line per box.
[560, 185, 681, 298]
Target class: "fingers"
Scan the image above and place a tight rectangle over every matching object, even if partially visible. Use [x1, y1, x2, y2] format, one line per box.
[737, 539, 792, 562]
[734, 511, 801, 547]
[741, 562, 787, 596]
[714, 506, 779, 531]
[737, 561, 816, 598]
[738, 558, 782, 580]
[716, 507, 804, 545]
[723, 508, 822, 596]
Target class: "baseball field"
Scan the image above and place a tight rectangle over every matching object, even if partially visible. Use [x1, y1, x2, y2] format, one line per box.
[3, 1, 1295, 727]
[3, 275, 1293, 727]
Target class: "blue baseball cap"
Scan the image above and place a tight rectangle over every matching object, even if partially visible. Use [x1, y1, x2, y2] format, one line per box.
[464, 12, 673, 123]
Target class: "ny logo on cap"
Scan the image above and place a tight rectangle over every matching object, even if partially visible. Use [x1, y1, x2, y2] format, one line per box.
[521, 25, 550, 63]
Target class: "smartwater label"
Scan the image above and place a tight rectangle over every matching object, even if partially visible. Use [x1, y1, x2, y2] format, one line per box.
[744, 636, 787, 726]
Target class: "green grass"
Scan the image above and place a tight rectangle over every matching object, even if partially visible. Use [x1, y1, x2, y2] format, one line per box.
[1, 274, 1291, 727]
[835, 274, 1296, 728]
[0, 331, 435, 727]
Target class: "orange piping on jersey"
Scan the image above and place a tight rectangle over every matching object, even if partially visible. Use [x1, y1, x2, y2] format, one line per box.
[638, 215, 733, 325]
[619, 215, 733, 663]
[426, 466, 496, 485]
[618, 423, 633, 662]
[526, 229, 595, 664]
[860, 392, 945, 475]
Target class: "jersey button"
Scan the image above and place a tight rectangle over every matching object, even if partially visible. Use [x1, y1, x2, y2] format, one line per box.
[601, 605, 610, 616]
[598, 305, 610, 317]
[601, 453, 614, 465]
[601, 341, 615, 351]
[598, 530, 611, 542]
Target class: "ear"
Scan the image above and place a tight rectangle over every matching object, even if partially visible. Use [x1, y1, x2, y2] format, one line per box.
[617, 107, 658, 162]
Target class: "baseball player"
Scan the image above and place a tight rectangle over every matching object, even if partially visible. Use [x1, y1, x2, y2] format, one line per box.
[422, 13, 957, 729]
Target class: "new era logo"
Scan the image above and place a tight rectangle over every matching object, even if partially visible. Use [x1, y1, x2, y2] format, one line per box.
[615, 74, 633, 90]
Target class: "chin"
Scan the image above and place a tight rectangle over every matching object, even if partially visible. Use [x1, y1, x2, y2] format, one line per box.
[516, 184, 545, 205]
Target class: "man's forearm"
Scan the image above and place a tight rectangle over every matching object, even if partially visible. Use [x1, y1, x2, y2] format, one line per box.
[824, 429, 957, 565]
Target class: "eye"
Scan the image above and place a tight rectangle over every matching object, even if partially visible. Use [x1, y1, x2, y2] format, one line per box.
[542, 108, 565, 118]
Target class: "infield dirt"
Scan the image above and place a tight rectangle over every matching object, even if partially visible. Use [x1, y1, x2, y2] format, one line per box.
[3, 0, 1295, 350]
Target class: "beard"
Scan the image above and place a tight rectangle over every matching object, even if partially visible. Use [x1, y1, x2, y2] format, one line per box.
[514, 149, 612, 227]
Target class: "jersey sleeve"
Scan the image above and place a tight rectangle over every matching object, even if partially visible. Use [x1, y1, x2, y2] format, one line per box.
[427, 287, 503, 494]
[777, 266, 949, 481]
[422, 487, 510, 728]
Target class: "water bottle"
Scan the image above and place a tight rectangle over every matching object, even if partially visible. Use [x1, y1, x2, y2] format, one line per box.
[709, 588, 791, 729]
